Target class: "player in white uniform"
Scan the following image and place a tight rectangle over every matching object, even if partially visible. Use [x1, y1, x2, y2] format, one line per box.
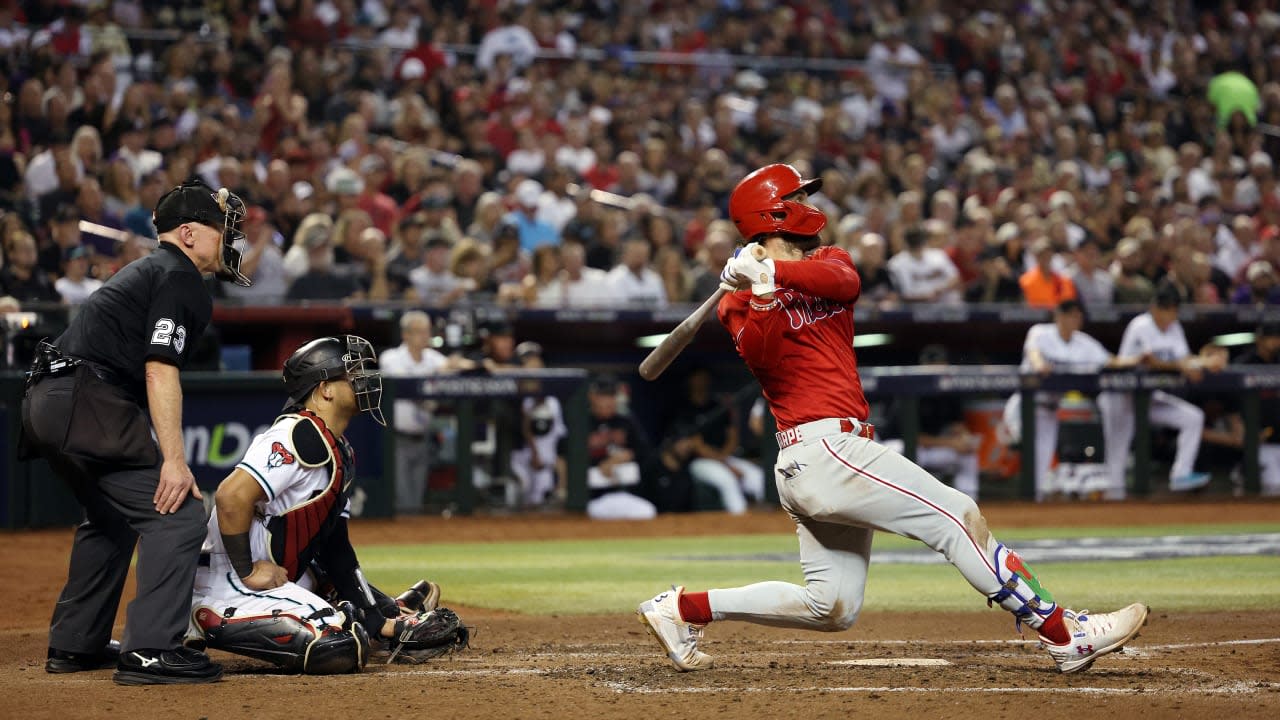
[189, 335, 463, 673]
[1002, 300, 1136, 499]
[1099, 286, 1223, 497]
[509, 342, 568, 505]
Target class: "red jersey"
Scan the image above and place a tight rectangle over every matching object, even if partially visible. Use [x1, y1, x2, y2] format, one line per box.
[717, 246, 868, 430]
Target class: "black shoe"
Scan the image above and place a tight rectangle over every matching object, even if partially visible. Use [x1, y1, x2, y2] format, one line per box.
[46, 640, 122, 673]
[113, 646, 223, 685]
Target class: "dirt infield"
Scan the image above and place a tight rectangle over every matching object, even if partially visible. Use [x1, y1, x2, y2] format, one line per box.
[2, 500, 1278, 720]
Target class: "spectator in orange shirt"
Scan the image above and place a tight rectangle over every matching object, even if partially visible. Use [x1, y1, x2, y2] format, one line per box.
[1019, 235, 1077, 308]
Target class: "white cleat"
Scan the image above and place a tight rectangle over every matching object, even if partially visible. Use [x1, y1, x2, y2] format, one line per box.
[637, 585, 713, 671]
[1042, 603, 1149, 673]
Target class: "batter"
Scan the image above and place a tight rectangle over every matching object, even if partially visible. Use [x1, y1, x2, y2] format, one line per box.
[638, 164, 1148, 673]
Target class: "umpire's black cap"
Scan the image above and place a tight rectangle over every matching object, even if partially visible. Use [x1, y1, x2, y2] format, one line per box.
[1257, 319, 1280, 338]
[152, 178, 229, 234]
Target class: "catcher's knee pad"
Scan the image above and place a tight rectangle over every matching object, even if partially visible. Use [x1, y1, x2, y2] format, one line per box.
[193, 604, 369, 674]
[986, 544, 1057, 627]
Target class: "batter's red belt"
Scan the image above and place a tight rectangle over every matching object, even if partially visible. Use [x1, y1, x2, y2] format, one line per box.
[775, 418, 875, 449]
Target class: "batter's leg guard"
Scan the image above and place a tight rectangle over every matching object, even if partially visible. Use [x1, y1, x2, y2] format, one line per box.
[193, 603, 369, 674]
[986, 544, 1058, 631]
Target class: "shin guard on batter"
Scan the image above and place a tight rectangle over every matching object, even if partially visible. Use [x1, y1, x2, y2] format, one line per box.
[193, 601, 370, 674]
[986, 544, 1057, 631]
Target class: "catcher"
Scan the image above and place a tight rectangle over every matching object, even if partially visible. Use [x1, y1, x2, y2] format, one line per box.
[188, 335, 467, 674]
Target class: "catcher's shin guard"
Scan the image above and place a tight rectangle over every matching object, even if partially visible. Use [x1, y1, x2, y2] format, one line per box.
[193, 604, 369, 674]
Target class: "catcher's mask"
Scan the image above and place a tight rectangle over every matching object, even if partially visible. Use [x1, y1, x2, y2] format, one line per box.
[728, 163, 826, 244]
[282, 335, 386, 426]
[153, 178, 252, 287]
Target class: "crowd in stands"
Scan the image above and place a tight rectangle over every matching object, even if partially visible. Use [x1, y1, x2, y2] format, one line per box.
[3, 0, 1280, 316]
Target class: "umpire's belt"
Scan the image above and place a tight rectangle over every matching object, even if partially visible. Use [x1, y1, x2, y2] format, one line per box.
[776, 418, 875, 449]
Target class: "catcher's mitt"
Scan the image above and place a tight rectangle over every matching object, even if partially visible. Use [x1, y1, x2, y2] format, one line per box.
[386, 607, 469, 663]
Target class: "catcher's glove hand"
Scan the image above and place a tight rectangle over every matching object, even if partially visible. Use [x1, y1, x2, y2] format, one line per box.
[386, 607, 469, 663]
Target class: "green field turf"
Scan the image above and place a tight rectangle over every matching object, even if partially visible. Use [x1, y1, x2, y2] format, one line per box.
[358, 524, 1280, 616]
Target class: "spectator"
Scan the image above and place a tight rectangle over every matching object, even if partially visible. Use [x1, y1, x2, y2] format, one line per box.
[1020, 236, 1077, 309]
[1231, 260, 1280, 306]
[1111, 237, 1157, 305]
[221, 206, 287, 305]
[39, 203, 88, 275]
[1067, 238, 1114, 312]
[888, 226, 962, 304]
[52, 246, 101, 305]
[506, 179, 559, 252]
[606, 236, 667, 308]
[284, 224, 360, 302]
[1, 232, 59, 303]
[408, 232, 469, 306]
[854, 232, 900, 308]
[557, 239, 612, 308]
[386, 213, 427, 297]
[688, 225, 737, 301]
[966, 243, 1023, 304]
[585, 375, 658, 521]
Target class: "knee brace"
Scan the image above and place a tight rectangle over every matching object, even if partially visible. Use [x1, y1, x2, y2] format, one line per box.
[194, 603, 369, 674]
[986, 544, 1057, 630]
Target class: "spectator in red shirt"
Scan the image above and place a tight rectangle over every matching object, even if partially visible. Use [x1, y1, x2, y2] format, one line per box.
[355, 155, 399, 236]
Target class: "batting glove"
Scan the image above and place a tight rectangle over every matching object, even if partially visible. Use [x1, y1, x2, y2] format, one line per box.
[719, 255, 745, 291]
[729, 247, 775, 297]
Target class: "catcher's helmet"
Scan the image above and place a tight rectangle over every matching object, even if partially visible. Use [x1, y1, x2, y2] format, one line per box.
[282, 335, 385, 426]
[153, 178, 252, 287]
[728, 163, 827, 241]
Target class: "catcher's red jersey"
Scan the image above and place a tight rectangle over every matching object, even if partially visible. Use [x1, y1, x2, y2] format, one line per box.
[717, 245, 868, 430]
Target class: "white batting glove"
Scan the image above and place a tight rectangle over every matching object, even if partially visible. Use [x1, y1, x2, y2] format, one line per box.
[730, 247, 775, 297]
[718, 255, 745, 291]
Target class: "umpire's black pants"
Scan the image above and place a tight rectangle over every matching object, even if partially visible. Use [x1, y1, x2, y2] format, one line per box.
[26, 378, 206, 654]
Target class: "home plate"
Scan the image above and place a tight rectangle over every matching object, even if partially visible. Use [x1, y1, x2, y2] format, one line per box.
[829, 658, 952, 667]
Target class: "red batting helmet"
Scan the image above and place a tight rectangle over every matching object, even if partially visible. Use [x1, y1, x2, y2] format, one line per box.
[728, 163, 826, 241]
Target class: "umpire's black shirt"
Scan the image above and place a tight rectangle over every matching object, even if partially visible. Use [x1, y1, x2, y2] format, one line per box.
[57, 241, 212, 405]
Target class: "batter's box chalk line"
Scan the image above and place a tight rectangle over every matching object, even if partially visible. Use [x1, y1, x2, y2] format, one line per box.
[602, 680, 1280, 696]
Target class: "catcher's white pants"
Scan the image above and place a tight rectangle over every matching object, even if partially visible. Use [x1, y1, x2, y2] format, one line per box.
[689, 457, 766, 514]
[189, 554, 334, 643]
[1098, 391, 1204, 498]
[707, 432, 1014, 631]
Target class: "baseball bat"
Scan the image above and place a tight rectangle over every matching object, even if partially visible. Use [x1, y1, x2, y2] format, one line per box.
[638, 244, 766, 381]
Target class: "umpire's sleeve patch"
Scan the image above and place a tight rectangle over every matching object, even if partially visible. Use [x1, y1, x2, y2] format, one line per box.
[290, 417, 333, 468]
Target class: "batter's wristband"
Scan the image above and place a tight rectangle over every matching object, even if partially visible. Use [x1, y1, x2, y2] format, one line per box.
[221, 532, 254, 578]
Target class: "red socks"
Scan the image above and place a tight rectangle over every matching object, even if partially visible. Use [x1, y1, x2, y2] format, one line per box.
[1038, 606, 1069, 644]
[678, 591, 712, 625]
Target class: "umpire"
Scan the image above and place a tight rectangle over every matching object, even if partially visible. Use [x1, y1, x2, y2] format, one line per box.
[21, 179, 251, 685]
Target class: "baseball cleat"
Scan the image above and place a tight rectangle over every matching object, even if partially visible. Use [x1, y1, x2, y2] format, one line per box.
[637, 585, 713, 672]
[1041, 603, 1149, 673]
[46, 640, 121, 673]
[113, 646, 224, 685]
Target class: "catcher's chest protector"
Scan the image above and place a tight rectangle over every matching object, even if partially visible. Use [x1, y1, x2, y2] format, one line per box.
[267, 411, 355, 580]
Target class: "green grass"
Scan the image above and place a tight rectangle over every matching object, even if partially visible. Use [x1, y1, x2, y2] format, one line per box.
[357, 524, 1280, 616]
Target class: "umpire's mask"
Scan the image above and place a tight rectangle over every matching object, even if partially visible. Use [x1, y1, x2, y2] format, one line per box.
[153, 178, 253, 287]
